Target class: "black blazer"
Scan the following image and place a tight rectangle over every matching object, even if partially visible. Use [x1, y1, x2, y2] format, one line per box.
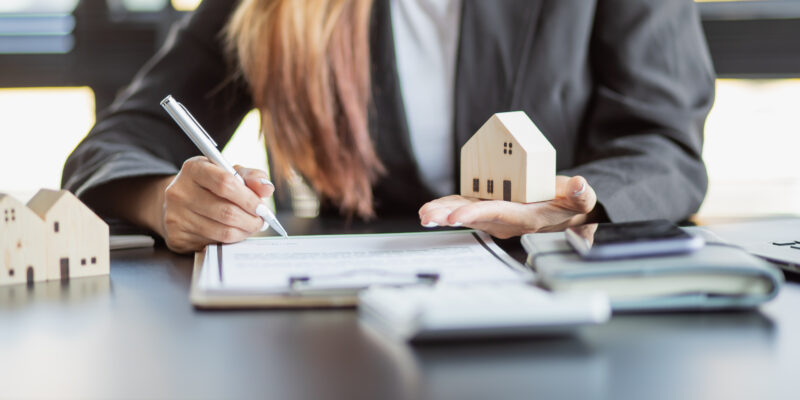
[63, 0, 715, 221]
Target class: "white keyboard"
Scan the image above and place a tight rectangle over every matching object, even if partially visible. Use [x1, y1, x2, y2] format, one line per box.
[358, 284, 610, 341]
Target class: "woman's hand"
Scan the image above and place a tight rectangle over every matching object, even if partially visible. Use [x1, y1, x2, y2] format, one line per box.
[157, 156, 275, 253]
[418, 176, 597, 239]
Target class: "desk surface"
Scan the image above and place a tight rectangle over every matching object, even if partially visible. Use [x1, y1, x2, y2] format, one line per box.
[2, 216, 799, 400]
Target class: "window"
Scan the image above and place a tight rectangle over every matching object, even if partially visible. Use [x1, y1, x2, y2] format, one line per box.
[0, 0, 79, 54]
[109, 0, 169, 13]
[473, 178, 479, 192]
[487, 180, 494, 194]
[171, 0, 202, 11]
[54, 221, 59, 232]
[91, 257, 96, 264]
[81, 258, 86, 266]
[698, 78, 800, 217]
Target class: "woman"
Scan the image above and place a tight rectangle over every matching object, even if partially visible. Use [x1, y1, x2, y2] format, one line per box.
[62, 0, 715, 253]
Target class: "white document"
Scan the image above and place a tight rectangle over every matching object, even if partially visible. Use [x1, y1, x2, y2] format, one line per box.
[198, 230, 529, 294]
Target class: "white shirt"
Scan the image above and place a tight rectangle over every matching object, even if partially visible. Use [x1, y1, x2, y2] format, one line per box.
[391, 0, 463, 196]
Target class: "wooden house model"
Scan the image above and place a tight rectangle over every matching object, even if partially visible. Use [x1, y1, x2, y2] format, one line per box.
[460, 111, 556, 203]
[27, 189, 110, 282]
[0, 194, 46, 285]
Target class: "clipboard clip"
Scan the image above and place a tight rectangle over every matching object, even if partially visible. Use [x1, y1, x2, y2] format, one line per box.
[288, 271, 440, 296]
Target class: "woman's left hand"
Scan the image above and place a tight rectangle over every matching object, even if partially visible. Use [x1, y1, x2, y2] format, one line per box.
[418, 176, 597, 239]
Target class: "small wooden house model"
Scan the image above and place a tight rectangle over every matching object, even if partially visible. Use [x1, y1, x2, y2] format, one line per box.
[0, 194, 46, 285]
[27, 189, 109, 281]
[460, 111, 556, 203]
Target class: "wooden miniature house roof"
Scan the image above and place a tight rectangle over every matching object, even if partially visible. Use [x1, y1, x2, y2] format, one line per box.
[0, 193, 44, 225]
[26, 189, 70, 220]
[465, 111, 555, 155]
[26, 189, 104, 226]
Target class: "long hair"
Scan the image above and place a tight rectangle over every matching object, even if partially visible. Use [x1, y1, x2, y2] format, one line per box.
[225, 0, 382, 218]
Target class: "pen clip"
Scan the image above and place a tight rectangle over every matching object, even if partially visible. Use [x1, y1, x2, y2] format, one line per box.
[287, 271, 440, 294]
[178, 102, 218, 147]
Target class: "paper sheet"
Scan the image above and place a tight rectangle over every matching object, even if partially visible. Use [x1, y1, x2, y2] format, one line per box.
[198, 230, 528, 293]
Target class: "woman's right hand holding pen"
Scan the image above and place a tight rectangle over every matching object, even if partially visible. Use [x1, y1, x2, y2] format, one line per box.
[153, 156, 274, 253]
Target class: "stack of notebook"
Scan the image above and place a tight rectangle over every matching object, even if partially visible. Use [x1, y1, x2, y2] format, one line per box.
[521, 228, 783, 311]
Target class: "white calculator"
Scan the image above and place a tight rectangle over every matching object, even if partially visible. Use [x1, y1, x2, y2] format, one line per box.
[358, 283, 610, 341]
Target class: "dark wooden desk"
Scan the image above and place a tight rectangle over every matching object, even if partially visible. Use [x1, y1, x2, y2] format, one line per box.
[2, 216, 799, 400]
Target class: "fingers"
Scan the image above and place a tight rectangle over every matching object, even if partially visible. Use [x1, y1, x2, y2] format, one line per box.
[187, 158, 264, 218]
[420, 206, 457, 227]
[186, 186, 264, 233]
[446, 200, 536, 229]
[552, 175, 596, 215]
[235, 164, 275, 199]
[418, 196, 479, 227]
[184, 210, 252, 244]
[160, 157, 269, 253]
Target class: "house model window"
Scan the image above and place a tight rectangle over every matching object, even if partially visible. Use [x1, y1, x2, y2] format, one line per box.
[503, 142, 513, 155]
[460, 111, 556, 203]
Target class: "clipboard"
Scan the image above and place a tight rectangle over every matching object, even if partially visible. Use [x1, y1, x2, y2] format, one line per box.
[190, 249, 361, 309]
[189, 231, 530, 309]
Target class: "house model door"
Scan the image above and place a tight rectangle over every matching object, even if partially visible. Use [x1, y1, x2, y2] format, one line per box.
[60, 258, 69, 281]
[503, 180, 511, 201]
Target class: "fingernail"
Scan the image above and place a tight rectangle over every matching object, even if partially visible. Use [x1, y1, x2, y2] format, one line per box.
[259, 178, 274, 187]
[261, 220, 270, 232]
[423, 222, 439, 228]
[256, 203, 269, 219]
[451, 222, 463, 227]
[573, 181, 586, 197]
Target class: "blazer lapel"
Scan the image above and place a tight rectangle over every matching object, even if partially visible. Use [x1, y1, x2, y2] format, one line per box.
[452, 0, 545, 185]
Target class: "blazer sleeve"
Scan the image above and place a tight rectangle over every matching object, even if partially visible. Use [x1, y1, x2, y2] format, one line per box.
[61, 0, 252, 205]
[560, 0, 715, 222]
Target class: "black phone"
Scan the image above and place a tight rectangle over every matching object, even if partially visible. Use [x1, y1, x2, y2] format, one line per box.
[565, 220, 704, 260]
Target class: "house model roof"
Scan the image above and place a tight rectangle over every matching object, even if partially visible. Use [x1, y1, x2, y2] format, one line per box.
[1, 193, 41, 217]
[490, 111, 554, 154]
[27, 189, 73, 220]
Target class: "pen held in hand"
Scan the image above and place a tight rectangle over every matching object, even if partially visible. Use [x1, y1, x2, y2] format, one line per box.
[161, 94, 288, 238]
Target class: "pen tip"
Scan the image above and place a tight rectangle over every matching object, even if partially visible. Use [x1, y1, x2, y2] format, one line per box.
[271, 223, 289, 238]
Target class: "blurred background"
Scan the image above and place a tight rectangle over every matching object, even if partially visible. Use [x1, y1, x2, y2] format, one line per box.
[0, 0, 798, 220]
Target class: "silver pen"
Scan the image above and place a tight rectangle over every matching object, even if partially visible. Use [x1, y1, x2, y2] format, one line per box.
[160, 95, 288, 238]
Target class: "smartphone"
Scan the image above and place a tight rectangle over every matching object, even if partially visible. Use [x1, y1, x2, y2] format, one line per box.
[565, 220, 704, 260]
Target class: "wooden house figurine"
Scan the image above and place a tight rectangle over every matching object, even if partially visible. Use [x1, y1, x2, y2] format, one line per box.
[460, 111, 555, 203]
[27, 189, 109, 281]
[0, 194, 47, 285]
